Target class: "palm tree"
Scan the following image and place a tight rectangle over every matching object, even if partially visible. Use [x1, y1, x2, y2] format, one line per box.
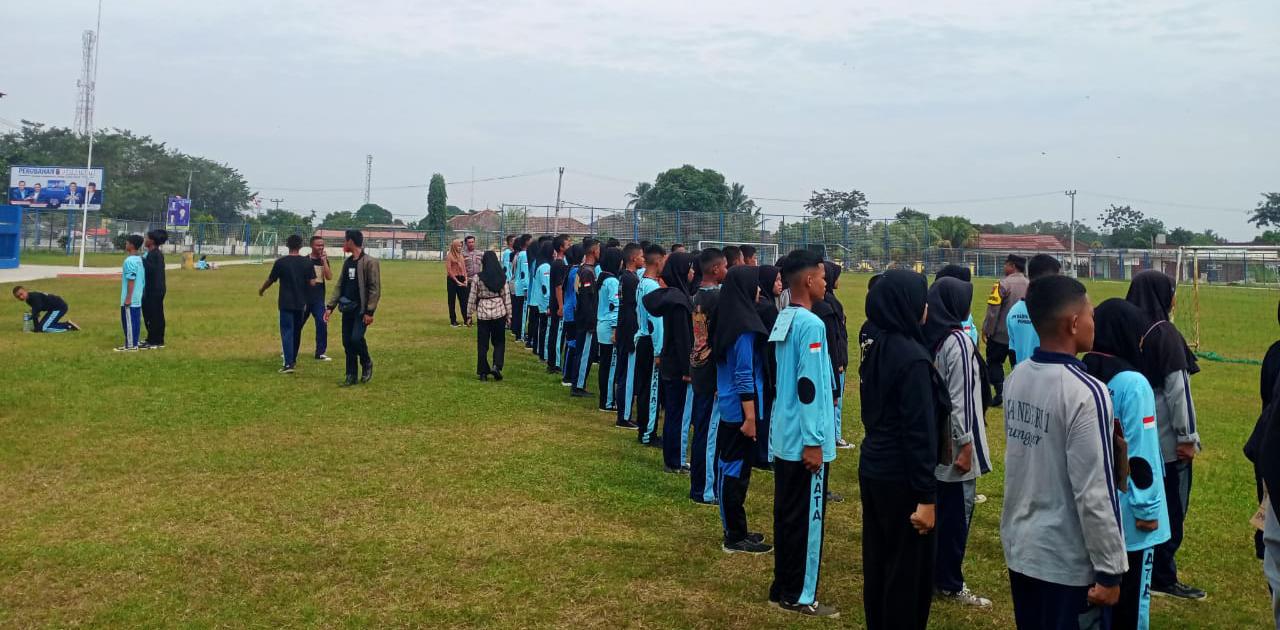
[931, 215, 979, 249]
[625, 182, 653, 210]
[727, 182, 753, 213]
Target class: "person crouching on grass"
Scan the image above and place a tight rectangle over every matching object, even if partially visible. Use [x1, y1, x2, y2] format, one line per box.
[767, 249, 839, 618]
[858, 269, 943, 630]
[115, 234, 147, 352]
[1002, 274, 1127, 629]
[12, 286, 78, 332]
[923, 276, 993, 608]
[468, 250, 511, 381]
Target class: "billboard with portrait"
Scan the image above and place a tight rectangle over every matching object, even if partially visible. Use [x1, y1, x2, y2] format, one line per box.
[167, 196, 191, 227]
[8, 165, 105, 210]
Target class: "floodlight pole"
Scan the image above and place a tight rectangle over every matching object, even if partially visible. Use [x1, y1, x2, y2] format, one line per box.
[77, 0, 104, 270]
[554, 167, 564, 220]
[1065, 190, 1077, 277]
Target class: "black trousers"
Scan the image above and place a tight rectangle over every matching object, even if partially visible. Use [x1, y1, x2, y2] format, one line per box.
[860, 476, 935, 630]
[561, 321, 578, 382]
[476, 318, 506, 375]
[447, 278, 469, 325]
[525, 306, 538, 348]
[661, 380, 690, 470]
[341, 311, 371, 377]
[1153, 460, 1192, 588]
[597, 342, 617, 409]
[935, 479, 975, 592]
[986, 340, 1014, 396]
[142, 293, 165, 345]
[772, 460, 829, 606]
[1009, 570, 1106, 630]
[633, 336, 659, 444]
[615, 332, 636, 425]
[510, 295, 525, 339]
[716, 420, 755, 544]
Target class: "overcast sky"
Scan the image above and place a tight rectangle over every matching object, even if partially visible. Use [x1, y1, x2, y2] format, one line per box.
[4, 0, 1277, 239]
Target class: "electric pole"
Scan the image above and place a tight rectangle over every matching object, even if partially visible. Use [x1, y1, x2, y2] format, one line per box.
[1065, 190, 1078, 277]
[186, 170, 194, 199]
[269, 198, 284, 212]
[554, 166, 565, 221]
[470, 165, 475, 212]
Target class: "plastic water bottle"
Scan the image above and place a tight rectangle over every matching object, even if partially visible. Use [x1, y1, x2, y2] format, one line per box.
[22, 312, 33, 333]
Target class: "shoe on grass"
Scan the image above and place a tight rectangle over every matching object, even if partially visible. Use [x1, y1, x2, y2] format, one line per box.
[746, 532, 765, 544]
[722, 538, 772, 554]
[826, 491, 845, 504]
[835, 438, 854, 449]
[491, 371, 503, 381]
[936, 586, 992, 607]
[113, 345, 138, 352]
[316, 354, 332, 361]
[341, 375, 358, 387]
[360, 362, 374, 384]
[1151, 582, 1206, 600]
[570, 388, 591, 398]
[279, 365, 295, 374]
[779, 601, 839, 618]
[66, 320, 81, 331]
[615, 420, 639, 430]
[974, 494, 988, 504]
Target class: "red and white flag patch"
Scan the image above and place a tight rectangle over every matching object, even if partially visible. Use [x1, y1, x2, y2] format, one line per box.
[809, 342, 822, 353]
[1142, 416, 1156, 430]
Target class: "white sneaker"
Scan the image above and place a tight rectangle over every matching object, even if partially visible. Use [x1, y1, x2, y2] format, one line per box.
[974, 494, 988, 504]
[113, 346, 139, 352]
[835, 439, 855, 450]
[316, 354, 332, 361]
[937, 586, 992, 608]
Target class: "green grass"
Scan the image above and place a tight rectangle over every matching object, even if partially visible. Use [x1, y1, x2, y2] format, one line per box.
[16, 251, 241, 268]
[0, 263, 1272, 628]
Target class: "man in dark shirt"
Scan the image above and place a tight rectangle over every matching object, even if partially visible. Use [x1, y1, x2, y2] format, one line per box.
[688, 248, 725, 503]
[615, 243, 644, 425]
[140, 229, 168, 349]
[547, 235, 570, 373]
[259, 234, 316, 373]
[304, 235, 333, 361]
[12, 286, 78, 332]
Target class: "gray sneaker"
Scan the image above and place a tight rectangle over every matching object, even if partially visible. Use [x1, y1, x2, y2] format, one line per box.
[779, 601, 840, 618]
[936, 586, 992, 608]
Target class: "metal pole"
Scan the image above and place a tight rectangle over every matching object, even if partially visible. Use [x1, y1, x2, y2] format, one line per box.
[554, 167, 564, 219]
[77, 0, 104, 269]
[1065, 190, 1077, 277]
[186, 170, 194, 199]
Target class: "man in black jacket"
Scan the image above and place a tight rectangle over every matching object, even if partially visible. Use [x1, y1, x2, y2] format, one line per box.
[12, 286, 79, 332]
[141, 229, 168, 349]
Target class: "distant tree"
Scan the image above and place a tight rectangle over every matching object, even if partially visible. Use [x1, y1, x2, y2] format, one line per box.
[895, 207, 930, 222]
[255, 208, 313, 232]
[425, 174, 448, 230]
[1255, 230, 1280, 245]
[805, 188, 869, 223]
[447, 205, 465, 217]
[625, 182, 654, 210]
[321, 210, 359, 229]
[1248, 193, 1280, 228]
[931, 215, 979, 248]
[353, 203, 394, 225]
[648, 165, 731, 213]
[727, 182, 757, 213]
[1166, 227, 1196, 246]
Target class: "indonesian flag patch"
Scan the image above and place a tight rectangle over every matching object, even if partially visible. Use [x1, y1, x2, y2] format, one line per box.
[809, 342, 822, 353]
[1142, 416, 1156, 430]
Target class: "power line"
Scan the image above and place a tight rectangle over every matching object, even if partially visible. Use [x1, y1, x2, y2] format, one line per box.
[866, 191, 1065, 206]
[254, 168, 556, 194]
[1076, 191, 1248, 214]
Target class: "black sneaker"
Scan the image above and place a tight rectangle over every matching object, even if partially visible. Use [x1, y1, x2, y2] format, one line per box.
[570, 388, 591, 398]
[341, 375, 358, 387]
[490, 371, 503, 381]
[826, 491, 845, 504]
[664, 467, 683, 474]
[778, 601, 839, 618]
[360, 361, 373, 383]
[279, 365, 295, 374]
[615, 420, 639, 430]
[1152, 582, 1206, 600]
[644, 439, 663, 448]
[691, 497, 717, 506]
[746, 532, 765, 544]
[722, 538, 772, 554]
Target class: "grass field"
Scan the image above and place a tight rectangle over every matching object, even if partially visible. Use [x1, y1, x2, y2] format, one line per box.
[0, 261, 1274, 628]
[15, 251, 240, 268]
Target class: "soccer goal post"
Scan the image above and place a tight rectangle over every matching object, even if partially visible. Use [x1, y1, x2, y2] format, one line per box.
[250, 230, 279, 264]
[1175, 245, 1280, 351]
[696, 240, 780, 265]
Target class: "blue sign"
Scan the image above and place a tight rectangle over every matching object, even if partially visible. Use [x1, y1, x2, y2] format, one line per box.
[8, 165, 105, 210]
[167, 196, 191, 227]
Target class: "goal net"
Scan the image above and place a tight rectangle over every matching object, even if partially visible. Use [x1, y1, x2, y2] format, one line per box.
[250, 230, 279, 264]
[1175, 245, 1280, 352]
[696, 240, 780, 265]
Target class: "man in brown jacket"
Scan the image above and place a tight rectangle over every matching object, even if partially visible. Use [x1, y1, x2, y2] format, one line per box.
[980, 254, 1027, 406]
[325, 229, 381, 386]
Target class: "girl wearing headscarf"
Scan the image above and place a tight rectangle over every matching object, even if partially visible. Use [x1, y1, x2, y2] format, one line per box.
[752, 264, 782, 470]
[935, 264, 978, 345]
[595, 247, 626, 417]
[1246, 301, 1280, 623]
[858, 269, 945, 630]
[523, 236, 549, 349]
[445, 238, 469, 327]
[532, 240, 556, 364]
[468, 250, 512, 380]
[644, 251, 697, 472]
[924, 276, 992, 608]
[1126, 269, 1204, 600]
[1083, 298, 1170, 630]
[818, 262, 853, 452]
[711, 265, 771, 554]
[558, 243, 584, 382]
[510, 235, 530, 340]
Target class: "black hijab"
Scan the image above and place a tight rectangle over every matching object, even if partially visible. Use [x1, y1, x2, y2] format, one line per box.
[565, 244, 583, 267]
[712, 265, 767, 360]
[755, 265, 781, 330]
[866, 269, 927, 345]
[860, 270, 936, 426]
[935, 264, 971, 283]
[1083, 298, 1146, 384]
[479, 250, 505, 293]
[598, 247, 624, 281]
[822, 261, 846, 325]
[1126, 270, 1198, 384]
[661, 252, 696, 296]
[923, 276, 972, 350]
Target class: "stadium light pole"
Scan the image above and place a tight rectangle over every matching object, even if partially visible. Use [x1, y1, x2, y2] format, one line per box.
[77, 0, 104, 270]
[1065, 189, 1077, 277]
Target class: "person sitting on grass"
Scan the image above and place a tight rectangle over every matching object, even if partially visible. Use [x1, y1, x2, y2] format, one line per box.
[195, 255, 216, 270]
[12, 286, 79, 333]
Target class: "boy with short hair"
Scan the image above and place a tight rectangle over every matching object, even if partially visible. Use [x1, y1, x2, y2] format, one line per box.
[723, 245, 742, 268]
[511, 235, 530, 340]
[689, 248, 726, 503]
[1001, 274, 1127, 629]
[115, 234, 147, 352]
[1007, 253, 1060, 366]
[768, 249, 839, 617]
[615, 243, 644, 427]
[260, 234, 317, 373]
[140, 229, 168, 349]
[634, 244, 667, 446]
[12, 286, 78, 332]
[740, 244, 758, 267]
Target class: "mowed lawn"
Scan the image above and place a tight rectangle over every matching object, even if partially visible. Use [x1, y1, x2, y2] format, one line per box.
[0, 261, 1273, 628]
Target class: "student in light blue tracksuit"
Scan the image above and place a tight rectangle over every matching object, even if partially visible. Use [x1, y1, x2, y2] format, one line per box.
[1084, 298, 1170, 630]
[596, 248, 625, 415]
[634, 245, 666, 446]
[511, 235, 531, 340]
[767, 249, 839, 618]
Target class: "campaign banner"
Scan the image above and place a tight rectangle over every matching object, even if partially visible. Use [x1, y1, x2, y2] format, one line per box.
[8, 165, 105, 210]
[167, 196, 191, 227]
